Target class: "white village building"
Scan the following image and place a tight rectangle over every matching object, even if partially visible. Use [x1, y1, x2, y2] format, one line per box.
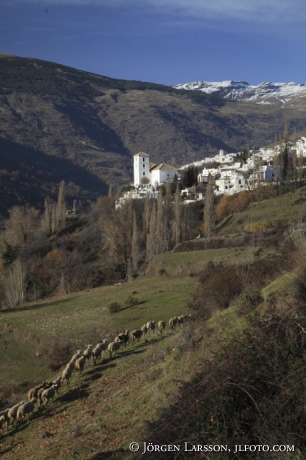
[296, 137, 306, 156]
[116, 152, 178, 209]
[133, 152, 177, 187]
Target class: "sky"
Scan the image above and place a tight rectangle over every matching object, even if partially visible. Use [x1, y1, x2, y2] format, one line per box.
[1, 0, 306, 86]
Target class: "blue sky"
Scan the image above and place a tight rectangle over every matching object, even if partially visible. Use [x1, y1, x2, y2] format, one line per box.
[1, 0, 306, 86]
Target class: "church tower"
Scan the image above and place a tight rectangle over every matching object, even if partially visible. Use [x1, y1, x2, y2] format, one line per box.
[133, 152, 151, 186]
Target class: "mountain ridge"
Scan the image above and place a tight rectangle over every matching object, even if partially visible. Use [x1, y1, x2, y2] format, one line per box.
[174, 80, 306, 107]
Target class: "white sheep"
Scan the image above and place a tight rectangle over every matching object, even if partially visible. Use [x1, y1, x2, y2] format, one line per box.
[61, 364, 73, 386]
[0, 415, 6, 434]
[70, 350, 83, 363]
[158, 320, 166, 334]
[83, 345, 93, 364]
[7, 401, 26, 428]
[16, 399, 37, 424]
[108, 341, 123, 358]
[141, 324, 148, 336]
[131, 329, 143, 343]
[169, 316, 178, 331]
[92, 344, 103, 365]
[99, 341, 109, 359]
[41, 385, 58, 406]
[75, 355, 86, 375]
[27, 381, 49, 401]
[0, 409, 9, 432]
[146, 321, 155, 334]
[52, 377, 62, 394]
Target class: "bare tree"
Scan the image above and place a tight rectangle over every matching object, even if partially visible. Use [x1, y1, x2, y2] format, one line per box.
[3, 259, 25, 308]
[174, 184, 182, 245]
[5, 205, 40, 246]
[57, 180, 66, 228]
[203, 174, 215, 238]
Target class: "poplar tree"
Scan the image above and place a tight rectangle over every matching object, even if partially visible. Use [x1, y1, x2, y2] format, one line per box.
[57, 180, 66, 228]
[131, 210, 139, 270]
[174, 184, 181, 245]
[203, 174, 215, 238]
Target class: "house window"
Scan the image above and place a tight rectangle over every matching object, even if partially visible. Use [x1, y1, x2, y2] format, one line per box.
[239, 180, 241, 184]
[225, 186, 228, 189]
[143, 172, 145, 176]
[143, 158, 145, 162]
[143, 164, 145, 168]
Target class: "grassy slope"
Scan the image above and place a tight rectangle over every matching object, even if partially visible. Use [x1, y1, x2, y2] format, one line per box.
[0, 189, 302, 459]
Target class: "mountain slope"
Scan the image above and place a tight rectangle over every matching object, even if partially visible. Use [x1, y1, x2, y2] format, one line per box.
[1, 55, 306, 215]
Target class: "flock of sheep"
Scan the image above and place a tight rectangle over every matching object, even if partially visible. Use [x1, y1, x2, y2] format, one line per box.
[0, 314, 191, 435]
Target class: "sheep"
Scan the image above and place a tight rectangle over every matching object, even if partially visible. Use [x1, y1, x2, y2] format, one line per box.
[16, 399, 37, 424]
[61, 364, 73, 386]
[7, 401, 26, 428]
[141, 324, 148, 336]
[83, 345, 93, 364]
[169, 316, 178, 331]
[92, 344, 103, 365]
[0, 415, 6, 434]
[177, 315, 188, 326]
[108, 341, 124, 358]
[66, 360, 75, 371]
[99, 341, 109, 359]
[70, 350, 83, 363]
[75, 355, 86, 375]
[37, 384, 53, 406]
[131, 329, 143, 343]
[27, 381, 48, 401]
[41, 385, 58, 406]
[158, 320, 166, 334]
[115, 330, 129, 348]
[146, 321, 155, 334]
[52, 376, 62, 394]
[0, 409, 9, 432]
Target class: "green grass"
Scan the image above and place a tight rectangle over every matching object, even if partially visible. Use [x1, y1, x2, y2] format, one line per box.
[217, 187, 306, 235]
[261, 272, 297, 301]
[147, 246, 277, 276]
[0, 275, 196, 386]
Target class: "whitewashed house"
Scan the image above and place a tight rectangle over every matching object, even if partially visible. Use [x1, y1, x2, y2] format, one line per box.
[215, 170, 247, 195]
[198, 167, 220, 183]
[296, 138, 306, 157]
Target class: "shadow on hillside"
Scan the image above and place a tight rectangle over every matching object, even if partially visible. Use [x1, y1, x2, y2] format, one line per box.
[1, 296, 80, 314]
[56, 383, 89, 403]
[83, 371, 103, 383]
[0, 137, 108, 217]
[112, 300, 149, 314]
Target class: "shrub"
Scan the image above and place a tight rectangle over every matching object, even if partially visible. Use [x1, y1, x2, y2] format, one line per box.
[124, 295, 139, 307]
[188, 265, 244, 319]
[47, 343, 72, 371]
[108, 301, 121, 313]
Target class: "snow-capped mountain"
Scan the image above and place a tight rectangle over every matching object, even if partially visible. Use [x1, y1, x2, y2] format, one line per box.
[173, 80, 306, 106]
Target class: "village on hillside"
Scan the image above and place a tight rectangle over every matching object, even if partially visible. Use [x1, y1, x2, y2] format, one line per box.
[116, 136, 306, 209]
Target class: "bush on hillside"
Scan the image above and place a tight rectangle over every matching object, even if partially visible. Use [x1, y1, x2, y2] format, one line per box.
[47, 343, 72, 372]
[143, 311, 306, 459]
[188, 264, 244, 319]
[108, 302, 121, 313]
[124, 295, 139, 307]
